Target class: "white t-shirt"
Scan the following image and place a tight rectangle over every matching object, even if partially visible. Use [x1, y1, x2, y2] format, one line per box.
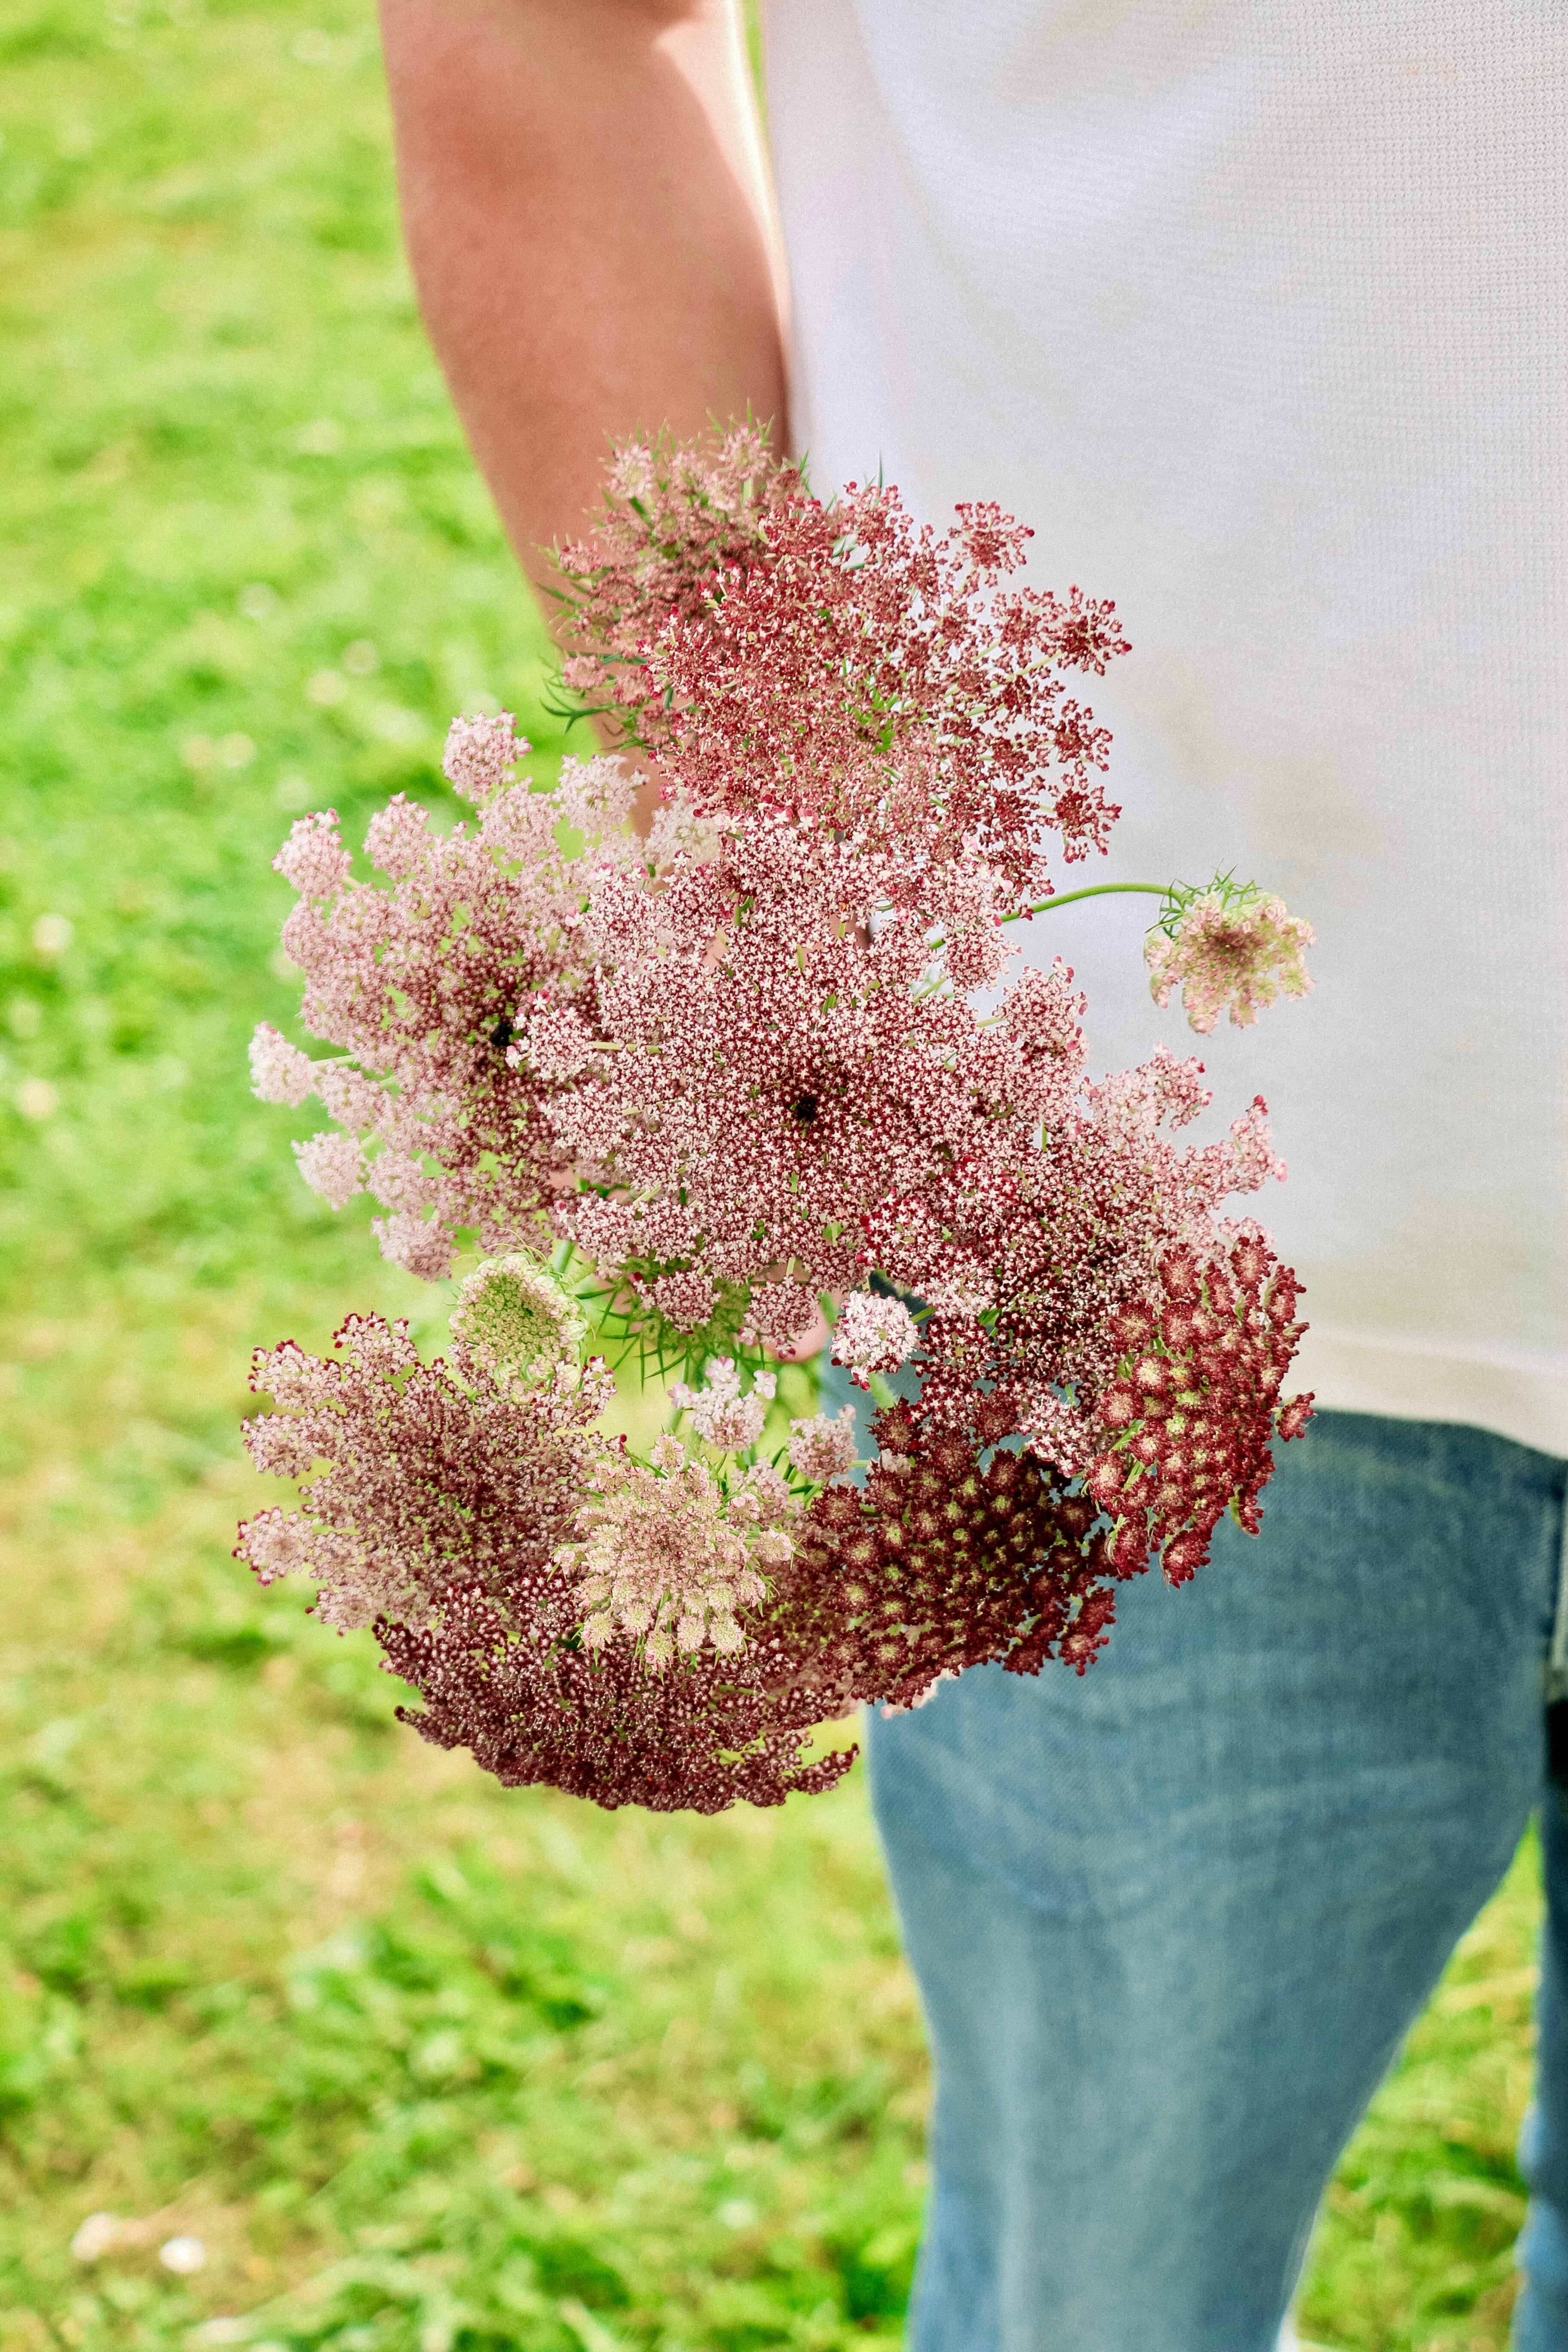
[763, 0, 1568, 1455]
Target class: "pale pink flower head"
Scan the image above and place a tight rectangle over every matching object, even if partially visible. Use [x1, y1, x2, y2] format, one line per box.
[547, 862, 1069, 1316]
[744, 1280, 821, 1350]
[554, 753, 639, 839]
[670, 1358, 770, 1450]
[999, 959, 1087, 1077]
[372, 1209, 453, 1283]
[274, 811, 351, 901]
[366, 1149, 435, 1213]
[559, 1447, 775, 1667]
[831, 1291, 919, 1390]
[249, 1022, 315, 1107]
[239, 1507, 315, 1584]
[670, 1357, 740, 1413]
[699, 1393, 768, 1451]
[739, 1459, 794, 1524]
[294, 1129, 362, 1209]
[364, 795, 431, 880]
[442, 710, 527, 805]
[1145, 876, 1315, 1034]
[787, 1405, 860, 1485]
[314, 1065, 387, 1135]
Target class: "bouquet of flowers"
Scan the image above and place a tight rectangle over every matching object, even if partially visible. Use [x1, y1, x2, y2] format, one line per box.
[239, 428, 1314, 1813]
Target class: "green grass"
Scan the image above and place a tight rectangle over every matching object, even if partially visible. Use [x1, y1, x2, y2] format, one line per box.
[0, 3, 1547, 2346]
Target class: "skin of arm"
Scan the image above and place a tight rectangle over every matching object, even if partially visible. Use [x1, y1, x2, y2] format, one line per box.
[379, 0, 819, 1352]
[377, 0, 788, 600]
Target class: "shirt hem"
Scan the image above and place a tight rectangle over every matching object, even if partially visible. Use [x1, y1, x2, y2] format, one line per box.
[1289, 1326, 1568, 1463]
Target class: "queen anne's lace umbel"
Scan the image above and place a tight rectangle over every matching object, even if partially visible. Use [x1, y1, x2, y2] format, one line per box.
[1145, 877, 1315, 1034]
[240, 428, 1314, 1811]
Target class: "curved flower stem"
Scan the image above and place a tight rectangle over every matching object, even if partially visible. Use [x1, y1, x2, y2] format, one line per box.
[924, 881, 1173, 963]
[1003, 881, 1170, 923]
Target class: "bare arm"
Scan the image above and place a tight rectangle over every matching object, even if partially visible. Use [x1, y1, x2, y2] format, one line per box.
[378, 0, 787, 601]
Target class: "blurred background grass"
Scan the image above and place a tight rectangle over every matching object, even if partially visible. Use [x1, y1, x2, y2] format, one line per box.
[0, 2, 1546, 2346]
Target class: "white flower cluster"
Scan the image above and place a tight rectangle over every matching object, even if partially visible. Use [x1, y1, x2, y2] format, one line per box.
[670, 1357, 777, 1451]
[564, 1435, 797, 1668]
[830, 1291, 919, 1390]
[248, 1022, 315, 1107]
[786, 1405, 860, 1485]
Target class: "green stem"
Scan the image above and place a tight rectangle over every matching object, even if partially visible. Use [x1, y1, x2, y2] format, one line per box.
[924, 880, 1172, 963]
[1002, 881, 1170, 924]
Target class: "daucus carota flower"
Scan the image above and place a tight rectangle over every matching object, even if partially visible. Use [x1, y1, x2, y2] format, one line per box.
[554, 426, 797, 734]
[669, 1358, 775, 1451]
[1084, 1234, 1313, 1584]
[559, 430, 1130, 916]
[872, 1044, 1288, 1465]
[787, 1406, 860, 1485]
[442, 709, 526, 804]
[743, 1281, 821, 1350]
[372, 1210, 455, 1284]
[1145, 875, 1315, 1033]
[240, 1508, 315, 1584]
[559, 1442, 780, 1667]
[294, 1130, 363, 1210]
[258, 751, 637, 1279]
[450, 1255, 587, 1388]
[943, 926, 1007, 990]
[274, 810, 352, 900]
[236, 1309, 614, 1635]
[832, 1292, 919, 1389]
[548, 846, 1079, 1324]
[241, 425, 1316, 1815]
[649, 1269, 720, 1334]
[248, 1023, 315, 1106]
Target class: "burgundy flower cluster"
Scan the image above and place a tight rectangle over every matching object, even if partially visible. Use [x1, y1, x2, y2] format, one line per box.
[1084, 1234, 1311, 1586]
[558, 424, 1130, 913]
[551, 427, 799, 737]
[237, 1320, 1122, 1809]
[871, 1033, 1288, 1470]
[240, 427, 1314, 1812]
[236, 1310, 613, 1633]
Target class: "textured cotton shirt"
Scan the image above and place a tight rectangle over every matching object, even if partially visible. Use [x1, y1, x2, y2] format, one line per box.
[764, 0, 1568, 1454]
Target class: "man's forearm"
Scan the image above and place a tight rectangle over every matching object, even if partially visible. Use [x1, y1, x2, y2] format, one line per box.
[379, 0, 787, 600]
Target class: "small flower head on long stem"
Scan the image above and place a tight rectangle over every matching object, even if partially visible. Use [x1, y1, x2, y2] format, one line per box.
[1145, 873, 1314, 1033]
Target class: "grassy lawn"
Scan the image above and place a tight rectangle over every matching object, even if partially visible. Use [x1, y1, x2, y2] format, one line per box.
[0, 3, 1546, 2346]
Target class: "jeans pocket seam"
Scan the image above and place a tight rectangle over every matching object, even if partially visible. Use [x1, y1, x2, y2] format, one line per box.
[1548, 1499, 1568, 1701]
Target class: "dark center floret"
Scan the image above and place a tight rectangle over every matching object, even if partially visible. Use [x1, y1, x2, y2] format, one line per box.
[791, 1092, 819, 1126]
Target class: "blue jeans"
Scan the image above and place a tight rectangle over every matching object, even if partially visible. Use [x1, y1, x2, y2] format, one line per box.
[824, 1383, 1568, 2351]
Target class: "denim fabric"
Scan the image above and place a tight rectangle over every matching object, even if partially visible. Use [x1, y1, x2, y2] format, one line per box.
[1519, 1772, 1568, 2352]
[820, 1379, 1567, 2351]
